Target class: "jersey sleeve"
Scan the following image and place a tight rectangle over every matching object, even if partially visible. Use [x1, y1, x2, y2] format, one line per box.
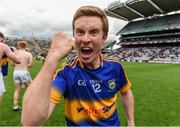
[118, 63, 132, 93]
[50, 69, 67, 104]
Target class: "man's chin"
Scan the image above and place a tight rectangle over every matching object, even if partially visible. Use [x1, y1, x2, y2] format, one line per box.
[81, 58, 91, 64]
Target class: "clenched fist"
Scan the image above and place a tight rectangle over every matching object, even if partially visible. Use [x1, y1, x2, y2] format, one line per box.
[47, 32, 75, 62]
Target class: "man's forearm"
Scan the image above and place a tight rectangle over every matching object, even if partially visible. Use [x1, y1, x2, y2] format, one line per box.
[21, 32, 75, 126]
[121, 89, 135, 126]
[21, 57, 60, 126]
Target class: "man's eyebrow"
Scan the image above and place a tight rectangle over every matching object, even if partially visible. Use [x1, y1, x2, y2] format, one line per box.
[75, 28, 84, 31]
[90, 28, 99, 31]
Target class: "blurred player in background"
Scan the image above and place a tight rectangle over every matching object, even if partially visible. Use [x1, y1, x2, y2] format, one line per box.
[12, 41, 33, 111]
[0, 32, 20, 105]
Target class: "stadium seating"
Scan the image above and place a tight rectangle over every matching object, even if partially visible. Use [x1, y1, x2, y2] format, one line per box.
[117, 13, 180, 36]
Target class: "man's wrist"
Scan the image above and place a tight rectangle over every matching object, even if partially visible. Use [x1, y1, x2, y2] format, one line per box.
[128, 119, 135, 126]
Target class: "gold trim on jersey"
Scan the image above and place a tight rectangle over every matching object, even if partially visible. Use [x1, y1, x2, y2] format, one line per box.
[65, 95, 117, 123]
[120, 80, 132, 93]
[50, 87, 62, 104]
[52, 56, 79, 81]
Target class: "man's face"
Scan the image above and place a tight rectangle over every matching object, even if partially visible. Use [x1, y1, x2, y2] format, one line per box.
[74, 16, 106, 67]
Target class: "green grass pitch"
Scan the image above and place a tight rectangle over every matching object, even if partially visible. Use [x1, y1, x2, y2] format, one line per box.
[0, 60, 180, 126]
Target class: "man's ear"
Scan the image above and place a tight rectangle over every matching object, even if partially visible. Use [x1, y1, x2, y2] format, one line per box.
[102, 35, 107, 44]
[103, 34, 107, 39]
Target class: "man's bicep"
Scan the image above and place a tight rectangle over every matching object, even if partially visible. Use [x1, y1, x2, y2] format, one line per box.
[4, 45, 18, 62]
[119, 79, 132, 94]
[118, 62, 132, 92]
[4, 45, 12, 57]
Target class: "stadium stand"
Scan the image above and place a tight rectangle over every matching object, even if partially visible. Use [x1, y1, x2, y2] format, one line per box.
[5, 36, 51, 60]
[105, 0, 180, 64]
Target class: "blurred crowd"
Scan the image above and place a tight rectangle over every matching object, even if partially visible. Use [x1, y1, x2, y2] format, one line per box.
[107, 46, 180, 63]
[4, 37, 180, 64]
[5, 37, 50, 60]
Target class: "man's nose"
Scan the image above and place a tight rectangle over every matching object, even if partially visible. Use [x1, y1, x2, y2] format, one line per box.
[81, 33, 91, 43]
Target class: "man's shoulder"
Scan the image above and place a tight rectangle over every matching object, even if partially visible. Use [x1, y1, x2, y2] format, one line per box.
[26, 51, 32, 56]
[102, 56, 123, 70]
[0, 43, 10, 54]
[103, 55, 121, 64]
[20, 50, 32, 56]
[60, 56, 79, 72]
[0, 43, 7, 49]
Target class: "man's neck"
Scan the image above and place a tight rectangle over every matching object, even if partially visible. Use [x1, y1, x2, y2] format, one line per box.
[19, 48, 25, 51]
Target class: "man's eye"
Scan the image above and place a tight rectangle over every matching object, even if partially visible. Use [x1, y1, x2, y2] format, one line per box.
[76, 30, 84, 36]
[90, 30, 98, 36]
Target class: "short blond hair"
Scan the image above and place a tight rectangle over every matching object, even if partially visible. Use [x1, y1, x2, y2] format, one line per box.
[72, 5, 109, 39]
[17, 41, 27, 49]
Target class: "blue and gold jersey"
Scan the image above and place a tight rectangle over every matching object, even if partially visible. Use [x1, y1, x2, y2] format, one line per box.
[51, 55, 132, 126]
[1, 55, 8, 76]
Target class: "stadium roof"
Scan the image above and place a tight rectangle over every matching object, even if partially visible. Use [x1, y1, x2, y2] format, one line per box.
[105, 0, 180, 21]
